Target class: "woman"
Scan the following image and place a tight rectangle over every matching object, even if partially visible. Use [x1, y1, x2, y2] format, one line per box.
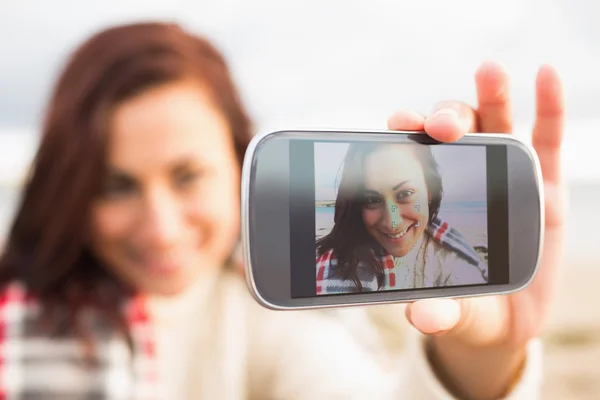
[0, 22, 565, 399]
[316, 142, 488, 294]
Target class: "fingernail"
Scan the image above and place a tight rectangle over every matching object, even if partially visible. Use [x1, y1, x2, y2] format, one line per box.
[433, 107, 459, 121]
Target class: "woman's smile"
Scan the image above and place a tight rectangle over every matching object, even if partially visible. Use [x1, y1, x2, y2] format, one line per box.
[127, 247, 194, 276]
[379, 222, 417, 243]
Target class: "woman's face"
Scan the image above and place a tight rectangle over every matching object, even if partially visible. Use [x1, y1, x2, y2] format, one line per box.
[361, 144, 429, 257]
[89, 81, 240, 296]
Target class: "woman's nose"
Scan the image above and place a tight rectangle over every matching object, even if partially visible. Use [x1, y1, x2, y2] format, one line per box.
[385, 199, 404, 231]
[140, 188, 183, 249]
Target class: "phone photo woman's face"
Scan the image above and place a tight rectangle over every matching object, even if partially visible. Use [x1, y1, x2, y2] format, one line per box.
[361, 144, 429, 257]
[88, 81, 240, 296]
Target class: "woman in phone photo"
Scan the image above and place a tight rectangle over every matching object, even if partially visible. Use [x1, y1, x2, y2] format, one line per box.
[316, 142, 488, 294]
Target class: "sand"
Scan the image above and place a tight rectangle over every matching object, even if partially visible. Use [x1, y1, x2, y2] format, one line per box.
[540, 262, 600, 399]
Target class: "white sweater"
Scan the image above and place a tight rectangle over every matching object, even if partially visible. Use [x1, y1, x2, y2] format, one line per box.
[147, 271, 543, 399]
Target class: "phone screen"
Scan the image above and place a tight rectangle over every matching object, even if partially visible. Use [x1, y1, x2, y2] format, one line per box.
[288, 139, 510, 298]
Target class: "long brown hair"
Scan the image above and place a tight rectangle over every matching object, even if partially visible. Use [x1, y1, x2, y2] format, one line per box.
[316, 143, 443, 291]
[0, 22, 252, 333]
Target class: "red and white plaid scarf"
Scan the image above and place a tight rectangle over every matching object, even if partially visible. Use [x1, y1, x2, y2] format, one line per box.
[0, 281, 160, 399]
[316, 217, 487, 294]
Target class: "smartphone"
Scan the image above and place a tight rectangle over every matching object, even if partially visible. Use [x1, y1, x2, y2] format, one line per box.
[241, 129, 543, 310]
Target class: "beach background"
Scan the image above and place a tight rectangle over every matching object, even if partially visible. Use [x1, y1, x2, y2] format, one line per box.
[2, 1, 600, 397]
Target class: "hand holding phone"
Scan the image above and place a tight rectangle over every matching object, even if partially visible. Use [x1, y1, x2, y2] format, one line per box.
[397, 65, 566, 348]
[242, 62, 564, 333]
[242, 61, 566, 398]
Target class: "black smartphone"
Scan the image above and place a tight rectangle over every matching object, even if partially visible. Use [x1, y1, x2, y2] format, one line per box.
[241, 130, 543, 310]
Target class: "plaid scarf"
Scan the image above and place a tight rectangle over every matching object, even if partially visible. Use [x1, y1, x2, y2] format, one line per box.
[316, 217, 487, 294]
[0, 281, 160, 399]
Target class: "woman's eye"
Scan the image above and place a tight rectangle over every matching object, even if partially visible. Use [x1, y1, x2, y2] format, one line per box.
[362, 194, 382, 208]
[396, 190, 415, 201]
[101, 179, 136, 199]
[174, 170, 203, 188]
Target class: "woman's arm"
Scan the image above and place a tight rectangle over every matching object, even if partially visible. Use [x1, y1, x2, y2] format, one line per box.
[425, 333, 541, 400]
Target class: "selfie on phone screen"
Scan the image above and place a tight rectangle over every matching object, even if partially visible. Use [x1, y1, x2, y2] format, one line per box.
[314, 142, 489, 294]
[246, 130, 541, 306]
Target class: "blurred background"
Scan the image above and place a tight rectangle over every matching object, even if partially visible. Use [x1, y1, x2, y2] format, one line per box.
[0, 0, 598, 398]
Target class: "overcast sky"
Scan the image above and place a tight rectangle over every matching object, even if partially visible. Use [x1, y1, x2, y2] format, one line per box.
[1, 0, 599, 183]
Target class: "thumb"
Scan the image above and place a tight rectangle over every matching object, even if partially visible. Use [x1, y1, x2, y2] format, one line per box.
[405, 298, 461, 335]
[407, 296, 508, 347]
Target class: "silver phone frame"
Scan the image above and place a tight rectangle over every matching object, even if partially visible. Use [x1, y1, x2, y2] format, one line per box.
[241, 129, 545, 310]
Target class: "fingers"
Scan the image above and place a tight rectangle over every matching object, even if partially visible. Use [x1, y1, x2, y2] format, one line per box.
[532, 65, 565, 185]
[387, 109, 425, 131]
[424, 101, 478, 142]
[387, 61, 537, 145]
[387, 103, 476, 143]
[474, 62, 513, 133]
[420, 60, 513, 140]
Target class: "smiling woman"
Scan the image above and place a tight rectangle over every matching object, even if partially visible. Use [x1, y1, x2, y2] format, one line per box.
[316, 142, 488, 294]
[89, 81, 240, 296]
[0, 22, 254, 399]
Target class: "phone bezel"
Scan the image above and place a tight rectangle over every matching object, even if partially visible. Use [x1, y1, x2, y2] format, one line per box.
[241, 129, 544, 310]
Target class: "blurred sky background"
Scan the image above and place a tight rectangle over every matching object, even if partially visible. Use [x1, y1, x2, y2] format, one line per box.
[1, 0, 599, 262]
